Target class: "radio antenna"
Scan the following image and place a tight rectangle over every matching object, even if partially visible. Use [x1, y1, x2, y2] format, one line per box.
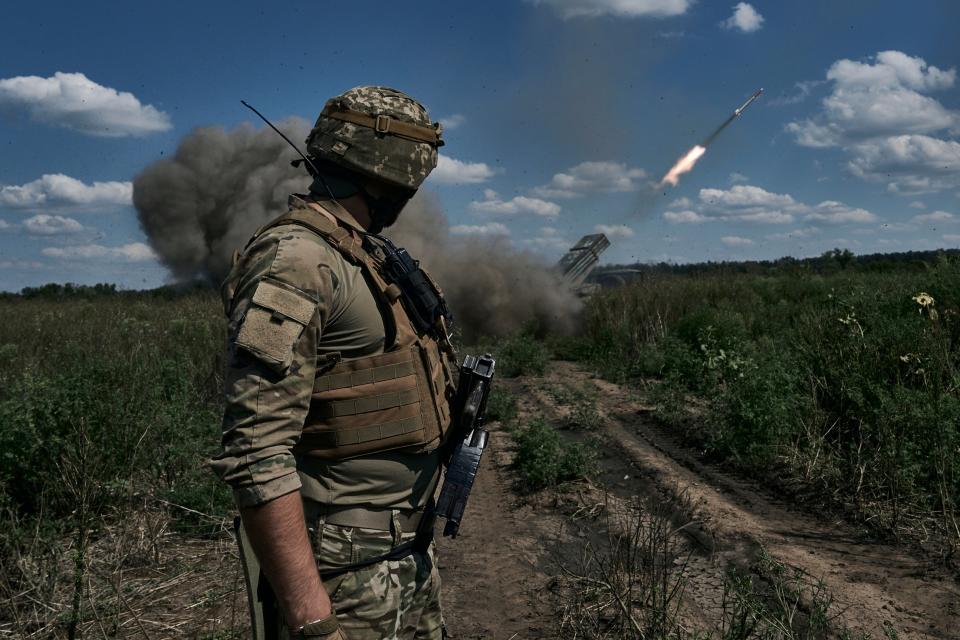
[241, 100, 319, 177]
[241, 100, 336, 200]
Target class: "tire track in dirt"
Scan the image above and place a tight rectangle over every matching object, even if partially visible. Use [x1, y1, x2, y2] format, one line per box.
[547, 361, 960, 640]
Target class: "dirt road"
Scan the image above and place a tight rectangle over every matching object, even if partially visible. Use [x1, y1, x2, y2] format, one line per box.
[438, 361, 960, 639]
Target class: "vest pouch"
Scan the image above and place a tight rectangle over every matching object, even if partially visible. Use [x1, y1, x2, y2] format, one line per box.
[420, 341, 453, 441]
[297, 346, 443, 460]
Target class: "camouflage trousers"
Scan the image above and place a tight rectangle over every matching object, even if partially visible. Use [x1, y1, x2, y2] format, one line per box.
[297, 518, 444, 640]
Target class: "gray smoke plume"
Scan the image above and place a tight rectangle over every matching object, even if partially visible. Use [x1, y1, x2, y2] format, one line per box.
[133, 120, 580, 339]
[389, 191, 581, 339]
[133, 118, 314, 281]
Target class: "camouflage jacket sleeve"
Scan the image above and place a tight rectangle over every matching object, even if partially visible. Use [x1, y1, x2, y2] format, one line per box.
[209, 225, 336, 508]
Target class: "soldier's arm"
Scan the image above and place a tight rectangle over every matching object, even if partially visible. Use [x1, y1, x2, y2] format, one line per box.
[241, 491, 331, 627]
[210, 227, 337, 629]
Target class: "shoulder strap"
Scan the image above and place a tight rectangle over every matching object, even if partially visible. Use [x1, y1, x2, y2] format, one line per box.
[248, 205, 406, 349]
[250, 207, 365, 265]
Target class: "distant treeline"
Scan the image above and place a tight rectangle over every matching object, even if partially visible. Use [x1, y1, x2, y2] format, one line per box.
[595, 247, 960, 278]
[0, 280, 213, 300]
[4, 247, 958, 301]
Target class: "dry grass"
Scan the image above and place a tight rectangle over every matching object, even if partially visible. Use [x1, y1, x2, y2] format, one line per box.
[555, 495, 695, 639]
[0, 500, 247, 639]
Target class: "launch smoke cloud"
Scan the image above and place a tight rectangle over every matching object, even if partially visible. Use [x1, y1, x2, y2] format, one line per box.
[133, 119, 580, 339]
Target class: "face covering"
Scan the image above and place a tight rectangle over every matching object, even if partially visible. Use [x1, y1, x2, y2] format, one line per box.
[362, 188, 415, 234]
[306, 159, 414, 233]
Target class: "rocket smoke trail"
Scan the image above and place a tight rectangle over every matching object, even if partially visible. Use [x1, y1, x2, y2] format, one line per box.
[132, 119, 580, 340]
[659, 88, 763, 188]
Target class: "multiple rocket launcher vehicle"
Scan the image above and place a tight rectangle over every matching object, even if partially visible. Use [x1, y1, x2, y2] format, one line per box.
[555, 233, 611, 295]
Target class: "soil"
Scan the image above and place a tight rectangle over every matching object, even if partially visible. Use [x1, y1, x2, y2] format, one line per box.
[437, 361, 960, 640]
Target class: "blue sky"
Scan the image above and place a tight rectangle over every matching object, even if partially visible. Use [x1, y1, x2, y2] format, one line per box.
[1, 0, 959, 291]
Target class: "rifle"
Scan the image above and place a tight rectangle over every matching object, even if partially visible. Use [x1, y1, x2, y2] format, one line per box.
[435, 353, 496, 538]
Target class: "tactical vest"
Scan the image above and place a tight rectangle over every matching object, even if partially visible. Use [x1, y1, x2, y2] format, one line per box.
[248, 200, 457, 462]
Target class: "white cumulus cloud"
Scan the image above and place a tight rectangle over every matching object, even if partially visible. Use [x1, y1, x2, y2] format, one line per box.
[0, 72, 172, 137]
[527, 0, 692, 19]
[767, 227, 822, 241]
[805, 201, 878, 224]
[430, 155, 496, 186]
[532, 161, 647, 198]
[0, 174, 132, 209]
[786, 51, 960, 195]
[22, 214, 84, 235]
[847, 135, 960, 194]
[524, 226, 571, 250]
[913, 210, 954, 223]
[663, 210, 709, 224]
[469, 189, 561, 218]
[698, 185, 803, 224]
[594, 224, 635, 238]
[721, 235, 754, 247]
[721, 3, 764, 33]
[42, 242, 157, 262]
[450, 222, 511, 236]
[439, 114, 466, 130]
[664, 183, 878, 227]
[700, 185, 799, 209]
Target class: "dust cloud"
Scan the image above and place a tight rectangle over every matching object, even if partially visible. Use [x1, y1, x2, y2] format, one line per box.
[132, 121, 580, 339]
[390, 191, 581, 339]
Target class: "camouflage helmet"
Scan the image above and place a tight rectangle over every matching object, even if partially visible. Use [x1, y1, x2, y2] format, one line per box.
[305, 86, 444, 190]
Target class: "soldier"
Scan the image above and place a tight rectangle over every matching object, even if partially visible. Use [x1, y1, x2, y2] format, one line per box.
[211, 86, 456, 640]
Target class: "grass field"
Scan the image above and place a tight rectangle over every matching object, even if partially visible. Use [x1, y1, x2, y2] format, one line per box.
[1, 253, 958, 635]
[0, 288, 232, 636]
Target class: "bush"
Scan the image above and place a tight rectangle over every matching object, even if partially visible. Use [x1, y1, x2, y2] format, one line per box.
[512, 418, 594, 491]
[485, 388, 518, 425]
[496, 331, 550, 378]
[564, 402, 605, 431]
[713, 351, 809, 468]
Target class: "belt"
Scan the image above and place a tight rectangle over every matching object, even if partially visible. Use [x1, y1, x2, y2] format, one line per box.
[307, 501, 438, 581]
[303, 501, 424, 533]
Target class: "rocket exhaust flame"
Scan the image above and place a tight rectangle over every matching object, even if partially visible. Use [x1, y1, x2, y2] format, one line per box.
[660, 145, 706, 187]
[658, 88, 762, 188]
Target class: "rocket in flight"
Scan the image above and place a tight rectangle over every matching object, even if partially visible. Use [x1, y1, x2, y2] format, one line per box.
[733, 88, 764, 117]
[659, 88, 764, 188]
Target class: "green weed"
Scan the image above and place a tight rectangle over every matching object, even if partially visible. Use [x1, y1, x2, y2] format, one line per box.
[511, 418, 594, 491]
[485, 388, 518, 425]
[496, 331, 550, 378]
